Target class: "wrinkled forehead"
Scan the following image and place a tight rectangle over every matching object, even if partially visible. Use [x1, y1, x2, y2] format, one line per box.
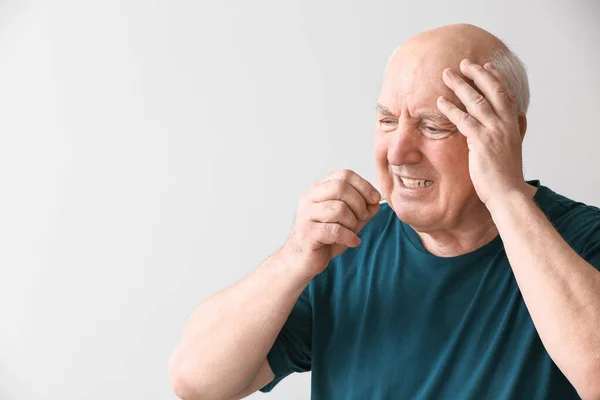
[377, 62, 453, 114]
[378, 43, 476, 113]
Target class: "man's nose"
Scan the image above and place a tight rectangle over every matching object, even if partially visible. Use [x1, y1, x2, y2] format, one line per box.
[387, 120, 423, 166]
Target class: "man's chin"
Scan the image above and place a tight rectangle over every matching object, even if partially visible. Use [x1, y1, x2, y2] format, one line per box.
[389, 200, 439, 230]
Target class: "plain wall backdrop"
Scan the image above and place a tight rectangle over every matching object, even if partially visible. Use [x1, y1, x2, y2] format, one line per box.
[0, 0, 599, 399]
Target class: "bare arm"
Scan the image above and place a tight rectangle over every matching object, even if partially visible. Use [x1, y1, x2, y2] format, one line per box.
[234, 359, 276, 399]
[168, 249, 312, 400]
[488, 192, 600, 399]
[168, 169, 381, 400]
[438, 59, 600, 398]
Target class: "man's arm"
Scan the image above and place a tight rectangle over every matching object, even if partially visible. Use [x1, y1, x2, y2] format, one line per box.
[233, 359, 276, 399]
[488, 192, 600, 399]
[167, 169, 380, 399]
[168, 250, 311, 400]
[437, 58, 600, 399]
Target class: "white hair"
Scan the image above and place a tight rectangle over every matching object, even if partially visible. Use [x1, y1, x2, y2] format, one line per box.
[488, 49, 530, 114]
[383, 46, 531, 114]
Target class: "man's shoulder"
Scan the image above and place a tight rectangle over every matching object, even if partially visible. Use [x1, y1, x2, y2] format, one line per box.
[535, 183, 600, 222]
[535, 182, 600, 248]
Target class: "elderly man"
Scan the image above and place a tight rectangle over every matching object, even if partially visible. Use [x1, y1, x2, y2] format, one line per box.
[168, 24, 600, 399]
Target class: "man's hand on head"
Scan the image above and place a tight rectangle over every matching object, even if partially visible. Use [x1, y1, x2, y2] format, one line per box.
[436, 58, 530, 208]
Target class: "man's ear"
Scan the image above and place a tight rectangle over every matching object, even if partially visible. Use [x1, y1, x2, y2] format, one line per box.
[518, 112, 527, 141]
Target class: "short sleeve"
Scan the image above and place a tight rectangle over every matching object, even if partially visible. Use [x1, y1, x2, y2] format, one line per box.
[259, 285, 313, 393]
[582, 221, 600, 271]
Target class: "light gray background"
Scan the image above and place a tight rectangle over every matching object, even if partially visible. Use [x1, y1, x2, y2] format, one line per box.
[0, 1, 598, 399]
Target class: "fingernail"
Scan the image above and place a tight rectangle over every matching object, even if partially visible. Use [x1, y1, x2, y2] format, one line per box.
[444, 68, 455, 78]
[437, 96, 447, 105]
[485, 62, 495, 70]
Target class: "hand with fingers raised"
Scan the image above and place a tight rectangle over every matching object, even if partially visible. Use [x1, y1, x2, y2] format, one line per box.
[281, 169, 382, 279]
[437, 58, 530, 209]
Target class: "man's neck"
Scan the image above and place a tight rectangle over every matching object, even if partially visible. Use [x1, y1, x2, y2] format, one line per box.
[417, 218, 499, 257]
[414, 184, 539, 257]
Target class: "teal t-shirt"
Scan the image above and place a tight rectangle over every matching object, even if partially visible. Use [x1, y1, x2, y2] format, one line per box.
[260, 181, 600, 399]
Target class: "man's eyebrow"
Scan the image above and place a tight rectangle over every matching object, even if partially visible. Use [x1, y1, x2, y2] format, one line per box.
[375, 105, 455, 125]
[420, 113, 452, 123]
[375, 103, 397, 117]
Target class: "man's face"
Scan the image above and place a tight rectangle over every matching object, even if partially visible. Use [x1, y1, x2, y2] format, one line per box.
[374, 46, 482, 231]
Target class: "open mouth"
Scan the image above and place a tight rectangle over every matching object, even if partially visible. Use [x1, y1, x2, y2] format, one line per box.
[398, 176, 434, 188]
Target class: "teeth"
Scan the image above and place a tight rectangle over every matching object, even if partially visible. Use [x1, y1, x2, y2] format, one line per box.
[400, 177, 433, 188]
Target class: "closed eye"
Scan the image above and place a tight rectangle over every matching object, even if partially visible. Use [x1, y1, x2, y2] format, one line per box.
[379, 118, 398, 132]
[420, 124, 455, 139]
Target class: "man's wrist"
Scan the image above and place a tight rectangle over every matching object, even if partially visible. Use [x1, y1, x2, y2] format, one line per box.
[274, 246, 318, 287]
[486, 186, 535, 222]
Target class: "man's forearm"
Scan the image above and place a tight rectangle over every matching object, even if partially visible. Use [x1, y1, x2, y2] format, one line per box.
[168, 249, 313, 400]
[488, 191, 600, 397]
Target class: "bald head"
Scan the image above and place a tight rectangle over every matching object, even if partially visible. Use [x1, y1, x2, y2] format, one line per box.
[405, 23, 507, 60]
[383, 23, 530, 113]
[373, 24, 530, 234]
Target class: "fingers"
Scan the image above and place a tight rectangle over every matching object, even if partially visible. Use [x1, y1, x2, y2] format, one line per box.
[436, 95, 480, 138]
[310, 170, 380, 220]
[305, 203, 380, 249]
[308, 200, 360, 231]
[356, 203, 381, 231]
[459, 59, 518, 120]
[482, 62, 519, 117]
[439, 58, 521, 137]
[295, 169, 381, 251]
[441, 66, 493, 127]
[308, 221, 362, 248]
[310, 180, 368, 221]
[326, 169, 381, 205]
[482, 61, 508, 88]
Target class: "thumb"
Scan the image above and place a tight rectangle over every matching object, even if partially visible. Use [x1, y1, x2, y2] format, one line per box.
[355, 202, 381, 233]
